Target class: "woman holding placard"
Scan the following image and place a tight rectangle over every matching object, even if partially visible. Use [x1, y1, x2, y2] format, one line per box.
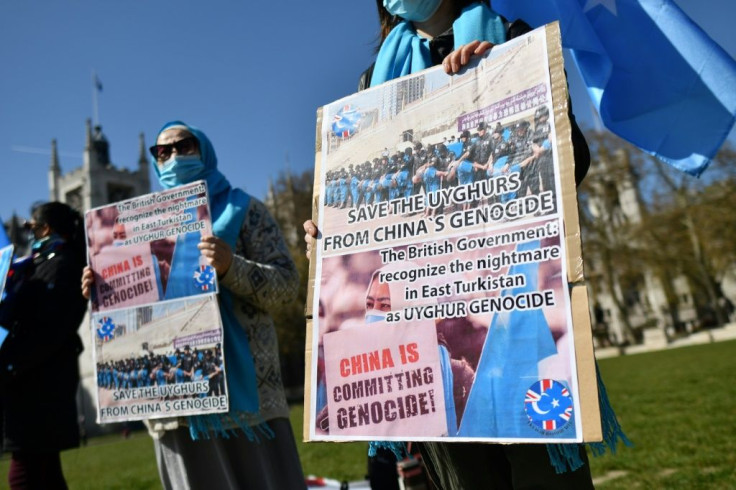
[0, 202, 87, 489]
[83, 122, 305, 489]
[303, 1, 601, 488]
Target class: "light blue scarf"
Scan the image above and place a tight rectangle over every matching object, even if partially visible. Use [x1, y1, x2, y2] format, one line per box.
[153, 121, 269, 440]
[370, 2, 507, 87]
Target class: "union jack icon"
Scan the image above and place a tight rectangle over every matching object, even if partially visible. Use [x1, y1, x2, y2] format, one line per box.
[96, 316, 115, 342]
[193, 264, 216, 291]
[524, 379, 574, 432]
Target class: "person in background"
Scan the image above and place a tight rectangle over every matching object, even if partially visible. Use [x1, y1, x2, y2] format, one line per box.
[82, 121, 305, 490]
[0, 202, 87, 490]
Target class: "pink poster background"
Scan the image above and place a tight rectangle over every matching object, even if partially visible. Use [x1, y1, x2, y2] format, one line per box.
[90, 242, 159, 311]
[86, 181, 212, 313]
[323, 321, 447, 438]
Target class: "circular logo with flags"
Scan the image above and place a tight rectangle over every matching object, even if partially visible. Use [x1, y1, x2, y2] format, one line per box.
[332, 104, 362, 139]
[96, 316, 116, 342]
[193, 264, 216, 291]
[524, 379, 573, 432]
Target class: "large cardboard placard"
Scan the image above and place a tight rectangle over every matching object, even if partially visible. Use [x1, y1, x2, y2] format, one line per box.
[305, 23, 601, 444]
[86, 181, 229, 423]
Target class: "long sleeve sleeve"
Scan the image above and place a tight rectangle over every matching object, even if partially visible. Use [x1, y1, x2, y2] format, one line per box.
[219, 197, 299, 311]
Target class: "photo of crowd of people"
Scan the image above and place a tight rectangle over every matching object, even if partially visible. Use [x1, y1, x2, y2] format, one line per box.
[322, 106, 554, 216]
[96, 343, 225, 397]
[91, 295, 229, 419]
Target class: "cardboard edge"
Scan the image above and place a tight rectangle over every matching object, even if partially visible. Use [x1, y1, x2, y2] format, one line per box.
[571, 284, 602, 441]
[545, 22, 602, 442]
[303, 317, 315, 442]
[545, 23, 584, 285]
[303, 108, 322, 441]
[304, 107, 322, 320]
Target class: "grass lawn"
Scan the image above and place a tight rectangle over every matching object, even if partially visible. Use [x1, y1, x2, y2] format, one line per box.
[586, 340, 736, 489]
[0, 431, 160, 490]
[1, 339, 734, 488]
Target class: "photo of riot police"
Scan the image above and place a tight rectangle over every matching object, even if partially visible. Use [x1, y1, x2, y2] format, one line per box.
[95, 343, 224, 397]
[321, 107, 556, 220]
[92, 295, 227, 407]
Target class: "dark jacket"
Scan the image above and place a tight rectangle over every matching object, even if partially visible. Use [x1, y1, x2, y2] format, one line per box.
[358, 18, 590, 186]
[0, 238, 87, 452]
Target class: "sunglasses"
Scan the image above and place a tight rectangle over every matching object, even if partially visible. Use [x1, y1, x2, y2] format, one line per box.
[149, 136, 198, 161]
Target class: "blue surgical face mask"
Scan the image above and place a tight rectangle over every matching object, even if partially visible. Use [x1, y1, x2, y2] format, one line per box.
[31, 233, 62, 252]
[158, 154, 205, 188]
[30, 235, 47, 251]
[383, 0, 443, 22]
[365, 309, 388, 324]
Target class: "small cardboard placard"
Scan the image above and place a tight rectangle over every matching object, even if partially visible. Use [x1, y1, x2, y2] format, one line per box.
[86, 181, 229, 423]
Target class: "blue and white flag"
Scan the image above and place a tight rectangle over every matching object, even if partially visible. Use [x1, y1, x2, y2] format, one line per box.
[96, 316, 116, 342]
[457, 241, 560, 438]
[332, 104, 362, 139]
[0, 242, 13, 346]
[494, 0, 736, 176]
[0, 216, 9, 248]
[0, 244, 13, 306]
[0, 216, 12, 310]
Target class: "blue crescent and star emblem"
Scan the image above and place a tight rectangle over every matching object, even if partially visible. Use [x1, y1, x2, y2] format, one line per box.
[524, 379, 574, 432]
[96, 316, 115, 342]
[332, 104, 362, 139]
[193, 264, 216, 291]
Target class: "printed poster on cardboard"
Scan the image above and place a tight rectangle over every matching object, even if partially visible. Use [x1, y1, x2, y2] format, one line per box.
[309, 26, 586, 443]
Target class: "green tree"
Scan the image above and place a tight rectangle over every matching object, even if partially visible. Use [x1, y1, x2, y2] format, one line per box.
[578, 132, 646, 344]
[644, 144, 736, 327]
[580, 129, 736, 342]
[265, 169, 315, 388]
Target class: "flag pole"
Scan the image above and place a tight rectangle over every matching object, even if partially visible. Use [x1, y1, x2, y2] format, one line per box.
[91, 69, 99, 126]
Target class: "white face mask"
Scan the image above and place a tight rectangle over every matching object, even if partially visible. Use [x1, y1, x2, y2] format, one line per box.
[365, 309, 388, 324]
[383, 0, 443, 22]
